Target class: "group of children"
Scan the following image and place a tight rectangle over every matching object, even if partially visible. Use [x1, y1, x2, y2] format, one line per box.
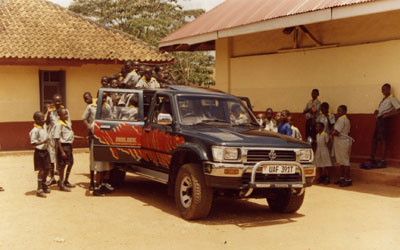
[260, 89, 353, 187]
[100, 60, 175, 91]
[29, 94, 76, 197]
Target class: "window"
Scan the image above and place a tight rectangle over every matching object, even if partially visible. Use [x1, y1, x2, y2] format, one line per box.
[100, 91, 142, 122]
[151, 95, 173, 124]
[39, 70, 66, 112]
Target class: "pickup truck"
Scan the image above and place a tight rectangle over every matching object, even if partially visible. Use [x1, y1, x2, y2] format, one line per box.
[93, 86, 316, 220]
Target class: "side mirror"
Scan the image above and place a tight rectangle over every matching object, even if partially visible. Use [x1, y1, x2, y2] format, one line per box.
[157, 113, 173, 126]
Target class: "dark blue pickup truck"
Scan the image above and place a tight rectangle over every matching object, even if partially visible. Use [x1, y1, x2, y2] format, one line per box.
[93, 85, 315, 220]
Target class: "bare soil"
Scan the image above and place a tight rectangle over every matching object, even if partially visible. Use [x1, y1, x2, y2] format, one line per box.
[0, 151, 399, 250]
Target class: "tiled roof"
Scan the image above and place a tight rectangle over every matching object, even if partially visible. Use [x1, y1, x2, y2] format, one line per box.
[0, 0, 172, 62]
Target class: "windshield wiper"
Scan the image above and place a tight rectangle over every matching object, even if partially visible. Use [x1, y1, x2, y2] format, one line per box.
[194, 119, 230, 125]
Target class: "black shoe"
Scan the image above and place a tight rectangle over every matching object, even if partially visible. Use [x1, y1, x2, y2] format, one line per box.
[0, 187, 4, 192]
[334, 179, 345, 185]
[317, 176, 325, 184]
[89, 183, 95, 191]
[58, 181, 71, 192]
[42, 183, 51, 194]
[47, 177, 57, 186]
[36, 189, 47, 198]
[64, 181, 76, 188]
[93, 189, 105, 197]
[99, 184, 113, 194]
[340, 180, 352, 187]
[323, 177, 330, 185]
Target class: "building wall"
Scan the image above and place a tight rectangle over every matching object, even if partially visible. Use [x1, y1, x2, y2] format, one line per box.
[214, 11, 400, 164]
[0, 63, 121, 150]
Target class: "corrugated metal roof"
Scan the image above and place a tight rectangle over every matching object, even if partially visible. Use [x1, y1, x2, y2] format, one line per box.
[161, 0, 377, 44]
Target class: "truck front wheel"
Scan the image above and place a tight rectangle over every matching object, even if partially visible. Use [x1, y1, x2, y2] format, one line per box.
[267, 188, 305, 213]
[174, 163, 213, 220]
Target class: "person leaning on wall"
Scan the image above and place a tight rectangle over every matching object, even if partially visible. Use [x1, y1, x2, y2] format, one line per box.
[369, 83, 400, 168]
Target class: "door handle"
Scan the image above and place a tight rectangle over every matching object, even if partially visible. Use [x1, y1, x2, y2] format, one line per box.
[100, 125, 111, 129]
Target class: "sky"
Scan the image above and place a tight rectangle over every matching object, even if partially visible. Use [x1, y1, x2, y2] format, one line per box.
[48, 0, 225, 11]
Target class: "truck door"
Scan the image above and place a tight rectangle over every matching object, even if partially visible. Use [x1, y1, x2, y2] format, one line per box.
[142, 94, 183, 171]
[93, 88, 144, 163]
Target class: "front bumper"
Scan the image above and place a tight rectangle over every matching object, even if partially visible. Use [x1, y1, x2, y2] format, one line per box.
[203, 161, 316, 190]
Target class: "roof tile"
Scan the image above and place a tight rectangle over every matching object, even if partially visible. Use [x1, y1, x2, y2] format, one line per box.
[0, 0, 172, 62]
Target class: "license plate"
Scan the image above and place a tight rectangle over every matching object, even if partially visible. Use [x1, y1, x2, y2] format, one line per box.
[262, 165, 296, 174]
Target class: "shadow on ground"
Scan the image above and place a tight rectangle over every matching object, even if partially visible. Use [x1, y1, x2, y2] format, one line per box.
[313, 182, 400, 198]
[106, 175, 304, 228]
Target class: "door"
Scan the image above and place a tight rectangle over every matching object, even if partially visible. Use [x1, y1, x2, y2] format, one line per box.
[142, 94, 183, 172]
[93, 88, 144, 163]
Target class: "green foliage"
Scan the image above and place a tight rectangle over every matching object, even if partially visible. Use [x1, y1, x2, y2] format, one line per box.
[69, 0, 215, 87]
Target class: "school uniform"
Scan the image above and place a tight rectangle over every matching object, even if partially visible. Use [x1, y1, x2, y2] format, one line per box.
[264, 119, 278, 132]
[136, 77, 160, 88]
[29, 124, 50, 171]
[54, 119, 74, 166]
[304, 99, 321, 139]
[316, 113, 335, 134]
[373, 94, 400, 141]
[46, 106, 71, 164]
[333, 115, 352, 166]
[119, 106, 138, 121]
[123, 70, 141, 86]
[291, 125, 302, 140]
[314, 131, 332, 168]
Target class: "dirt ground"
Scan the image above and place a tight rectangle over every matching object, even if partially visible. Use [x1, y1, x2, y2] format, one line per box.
[0, 150, 399, 250]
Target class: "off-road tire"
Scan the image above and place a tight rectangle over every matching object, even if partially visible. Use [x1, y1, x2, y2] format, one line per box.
[109, 167, 126, 187]
[174, 163, 213, 220]
[267, 188, 305, 213]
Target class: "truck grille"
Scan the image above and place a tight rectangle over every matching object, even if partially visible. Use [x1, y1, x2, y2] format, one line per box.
[242, 173, 301, 184]
[246, 150, 296, 162]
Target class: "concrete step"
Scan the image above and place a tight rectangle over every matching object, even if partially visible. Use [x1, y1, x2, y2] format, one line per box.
[329, 163, 400, 187]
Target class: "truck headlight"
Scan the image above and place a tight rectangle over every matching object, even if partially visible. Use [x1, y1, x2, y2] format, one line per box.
[224, 148, 239, 160]
[212, 147, 240, 162]
[298, 149, 313, 162]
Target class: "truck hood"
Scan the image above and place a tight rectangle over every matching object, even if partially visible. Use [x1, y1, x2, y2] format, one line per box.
[179, 126, 310, 148]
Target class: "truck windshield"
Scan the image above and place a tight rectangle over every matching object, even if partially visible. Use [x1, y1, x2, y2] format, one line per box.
[177, 96, 257, 126]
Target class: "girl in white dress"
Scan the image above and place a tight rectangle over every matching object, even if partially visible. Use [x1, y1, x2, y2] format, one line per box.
[314, 122, 332, 184]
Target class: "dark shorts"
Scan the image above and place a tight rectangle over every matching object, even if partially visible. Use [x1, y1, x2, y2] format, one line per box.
[34, 149, 50, 171]
[57, 144, 74, 166]
[373, 117, 388, 142]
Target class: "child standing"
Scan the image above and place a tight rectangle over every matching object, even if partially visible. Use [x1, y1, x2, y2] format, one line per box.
[29, 111, 51, 197]
[331, 105, 353, 187]
[316, 102, 335, 134]
[45, 94, 71, 186]
[288, 115, 302, 140]
[54, 108, 74, 191]
[82, 92, 97, 191]
[314, 122, 332, 184]
[264, 108, 277, 132]
[277, 110, 292, 136]
[303, 89, 320, 148]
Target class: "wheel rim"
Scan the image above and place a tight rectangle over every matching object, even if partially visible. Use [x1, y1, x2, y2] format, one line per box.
[180, 176, 193, 208]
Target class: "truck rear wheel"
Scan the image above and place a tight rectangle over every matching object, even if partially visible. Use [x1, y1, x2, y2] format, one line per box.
[174, 163, 213, 220]
[109, 167, 126, 187]
[267, 188, 305, 213]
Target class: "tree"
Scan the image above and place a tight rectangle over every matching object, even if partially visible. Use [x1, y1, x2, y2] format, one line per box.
[69, 0, 215, 87]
